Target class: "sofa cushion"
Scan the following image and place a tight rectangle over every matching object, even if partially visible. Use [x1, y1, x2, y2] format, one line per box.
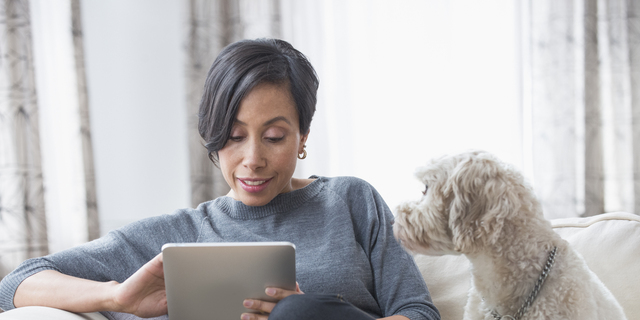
[414, 211, 640, 320]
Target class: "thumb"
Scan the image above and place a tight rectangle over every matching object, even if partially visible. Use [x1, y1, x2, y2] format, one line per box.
[147, 253, 165, 278]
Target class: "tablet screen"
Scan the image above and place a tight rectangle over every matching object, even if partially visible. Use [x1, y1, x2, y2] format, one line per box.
[162, 242, 296, 320]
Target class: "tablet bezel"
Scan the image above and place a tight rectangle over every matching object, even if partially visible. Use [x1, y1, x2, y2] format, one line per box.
[162, 241, 296, 320]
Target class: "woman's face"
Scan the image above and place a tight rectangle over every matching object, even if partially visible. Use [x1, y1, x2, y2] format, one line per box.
[218, 82, 308, 206]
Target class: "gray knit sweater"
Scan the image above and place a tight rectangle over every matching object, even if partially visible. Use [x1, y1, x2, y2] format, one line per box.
[0, 176, 440, 320]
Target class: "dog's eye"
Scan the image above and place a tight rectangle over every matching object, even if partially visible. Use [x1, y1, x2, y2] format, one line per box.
[422, 184, 428, 195]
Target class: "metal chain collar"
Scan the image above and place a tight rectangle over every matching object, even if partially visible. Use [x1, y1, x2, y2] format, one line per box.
[491, 246, 558, 320]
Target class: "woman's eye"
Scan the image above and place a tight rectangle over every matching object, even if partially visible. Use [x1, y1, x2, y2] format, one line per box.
[422, 185, 429, 195]
[229, 136, 244, 142]
[265, 137, 284, 143]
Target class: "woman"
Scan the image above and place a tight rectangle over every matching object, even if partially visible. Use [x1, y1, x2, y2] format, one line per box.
[0, 39, 440, 320]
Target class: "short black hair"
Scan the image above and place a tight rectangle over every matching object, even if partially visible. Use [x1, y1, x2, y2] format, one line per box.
[198, 38, 319, 166]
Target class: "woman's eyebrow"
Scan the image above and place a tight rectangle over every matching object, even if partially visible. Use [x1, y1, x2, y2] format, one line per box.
[234, 116, 292, 127]
[264, 116, 292, 126]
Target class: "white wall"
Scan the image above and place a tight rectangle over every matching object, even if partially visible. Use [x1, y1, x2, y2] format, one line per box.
[81, 0, 190, 235]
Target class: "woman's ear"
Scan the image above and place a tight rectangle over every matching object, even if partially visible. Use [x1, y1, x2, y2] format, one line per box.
[299, 130, 310, 154]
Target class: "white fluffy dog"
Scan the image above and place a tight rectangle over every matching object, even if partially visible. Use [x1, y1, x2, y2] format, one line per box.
[393, 151, 627, 320]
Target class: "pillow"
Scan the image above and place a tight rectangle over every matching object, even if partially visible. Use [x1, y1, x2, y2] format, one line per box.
[414, 212, 640, 320]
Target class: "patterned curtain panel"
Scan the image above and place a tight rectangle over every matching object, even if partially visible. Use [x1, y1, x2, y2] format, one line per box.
[185, 0, 281, 207]
[526, 0, 640, 218]
[0, 0, 48, 278]
[0, 0, 99, 278]
[30, 0, 100, 249]
[71, 0, 100, 241]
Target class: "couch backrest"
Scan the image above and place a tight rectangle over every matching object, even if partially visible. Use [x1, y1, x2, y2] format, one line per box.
[414, 212, 640, 320]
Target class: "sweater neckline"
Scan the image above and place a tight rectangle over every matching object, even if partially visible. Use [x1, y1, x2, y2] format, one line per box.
[216, 177, 325, 220]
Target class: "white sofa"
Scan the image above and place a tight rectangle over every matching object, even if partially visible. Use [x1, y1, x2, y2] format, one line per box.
[1, 212, 638, 320]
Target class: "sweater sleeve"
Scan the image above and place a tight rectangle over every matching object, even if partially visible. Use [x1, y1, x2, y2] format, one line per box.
[0, 208, 206, 311]
[347, 178, 441, 320]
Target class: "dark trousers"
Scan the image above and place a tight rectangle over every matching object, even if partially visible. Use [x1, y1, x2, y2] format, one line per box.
[269, 294, 376, 320]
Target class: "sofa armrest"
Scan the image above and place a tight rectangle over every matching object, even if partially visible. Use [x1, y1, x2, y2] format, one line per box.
[0, 307, 107, 320]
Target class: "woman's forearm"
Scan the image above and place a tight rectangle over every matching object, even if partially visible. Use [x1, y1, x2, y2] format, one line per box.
[14, 254, 167, 317]
[13, 270, 119, 313]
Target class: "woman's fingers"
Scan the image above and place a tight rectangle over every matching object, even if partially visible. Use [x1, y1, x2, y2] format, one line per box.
[241, 297, 275, 320]
[240, 311, 269, 320]
[265, 286, 300, 300]
[241, 285, 302, 318]
[241, 298, 275, 320]
[113, 253, 167, 317]
[243, 299, 276, 313]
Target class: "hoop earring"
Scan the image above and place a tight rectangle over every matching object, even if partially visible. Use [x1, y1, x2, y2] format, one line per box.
[298, 148, 307, 160]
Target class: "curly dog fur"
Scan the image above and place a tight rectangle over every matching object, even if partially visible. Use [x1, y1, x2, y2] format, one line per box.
[393, 151, 626, 320]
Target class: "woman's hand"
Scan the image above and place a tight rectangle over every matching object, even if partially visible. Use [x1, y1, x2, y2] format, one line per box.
[14, 253, 166, 316]
[240, 283, 303, 320]
[110, 253, 167, 318]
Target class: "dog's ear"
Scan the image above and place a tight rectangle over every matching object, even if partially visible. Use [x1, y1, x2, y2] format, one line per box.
[446, 153, 522, 253]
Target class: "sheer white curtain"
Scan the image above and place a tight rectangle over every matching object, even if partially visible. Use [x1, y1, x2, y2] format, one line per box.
[0, 0, 48, 278]
[0, 0, 99, 279]
[285, 0, 522, 212]
[522, 0, 640, 219]
[29, 0, 99, 252]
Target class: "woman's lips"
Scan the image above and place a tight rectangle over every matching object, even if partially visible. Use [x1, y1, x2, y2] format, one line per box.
[238, 178, 272, 193]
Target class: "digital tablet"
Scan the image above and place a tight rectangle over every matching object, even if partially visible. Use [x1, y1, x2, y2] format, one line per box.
[162, 242, 296, 320]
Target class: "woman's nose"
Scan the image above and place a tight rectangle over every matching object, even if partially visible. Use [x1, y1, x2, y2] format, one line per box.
[242, 139, 266, 170]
